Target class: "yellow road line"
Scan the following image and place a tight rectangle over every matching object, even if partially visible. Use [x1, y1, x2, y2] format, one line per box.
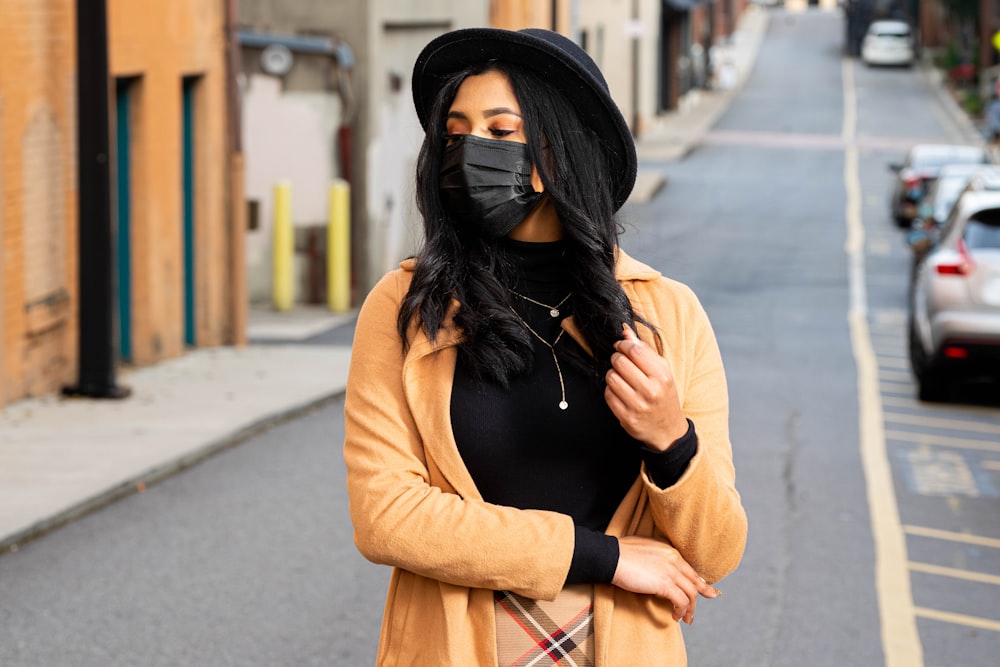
[884, 412, 1000, 436]
[914, 607, 1000, 632]
[886, 429, 1000, 453]
[909, 561, 1000, 586]
[844, 58, 924, 667]
[982, 460, 1000, 471]
[904, 525, 1000, 549]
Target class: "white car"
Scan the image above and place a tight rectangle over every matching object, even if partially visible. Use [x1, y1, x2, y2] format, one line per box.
[861, 20, 914, 67]
[909, 188, 1000, 401]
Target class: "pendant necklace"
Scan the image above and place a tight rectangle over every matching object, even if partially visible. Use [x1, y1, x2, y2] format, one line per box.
[508, 306, 569, 410]
[509, 289, 572, 318]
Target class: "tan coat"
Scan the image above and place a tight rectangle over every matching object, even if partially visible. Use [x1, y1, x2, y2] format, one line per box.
[344, 250, 747, 666]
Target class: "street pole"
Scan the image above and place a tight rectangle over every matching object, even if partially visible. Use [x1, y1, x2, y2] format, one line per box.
[64, 0, 130, 399]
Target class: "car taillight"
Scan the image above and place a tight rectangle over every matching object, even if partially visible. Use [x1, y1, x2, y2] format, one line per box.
[943, 346, 969, 359]
[935, 238, 975, 275]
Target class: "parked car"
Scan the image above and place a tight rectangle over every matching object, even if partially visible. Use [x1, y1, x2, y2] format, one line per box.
[889, 144, 990, 227]
[908, 188, 1000, 401]
[861, 20, 914, 67]
[907, 164, 1000, 269]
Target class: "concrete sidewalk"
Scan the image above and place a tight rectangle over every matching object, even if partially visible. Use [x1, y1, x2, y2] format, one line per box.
[0, 8, 772, 554]
[634, 5, 769, 168]
[0, 342, 353, 552]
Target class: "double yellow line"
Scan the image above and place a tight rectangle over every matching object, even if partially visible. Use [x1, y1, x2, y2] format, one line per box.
[842, 58, 925, 667]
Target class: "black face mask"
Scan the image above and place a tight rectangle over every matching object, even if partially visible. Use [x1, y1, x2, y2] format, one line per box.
[439, 134, 544, 240]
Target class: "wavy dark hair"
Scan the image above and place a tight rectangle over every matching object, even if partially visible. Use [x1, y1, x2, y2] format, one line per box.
[398, 61, 647, 386]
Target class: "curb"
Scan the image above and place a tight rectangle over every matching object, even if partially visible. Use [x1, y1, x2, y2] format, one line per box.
[634, 6, 769, 165]
[0, 387, 347, 556]
[919, 60, 988, 147]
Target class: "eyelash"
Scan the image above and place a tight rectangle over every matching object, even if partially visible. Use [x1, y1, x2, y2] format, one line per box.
[443, 128, 516, 142]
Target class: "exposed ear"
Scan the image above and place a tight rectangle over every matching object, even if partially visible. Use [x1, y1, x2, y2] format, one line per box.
[530, 165, 545, 193]
[531, 140, 554, 193]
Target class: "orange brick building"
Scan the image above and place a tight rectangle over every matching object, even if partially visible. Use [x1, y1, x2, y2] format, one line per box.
[0, 0, 244, 407]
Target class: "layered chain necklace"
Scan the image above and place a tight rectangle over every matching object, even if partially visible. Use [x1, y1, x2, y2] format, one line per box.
[507, 290, 573, 410]
[509, 289, 571, 318]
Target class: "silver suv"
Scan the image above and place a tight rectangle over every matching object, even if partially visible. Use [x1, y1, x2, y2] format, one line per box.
[908, 185, 1000, 401]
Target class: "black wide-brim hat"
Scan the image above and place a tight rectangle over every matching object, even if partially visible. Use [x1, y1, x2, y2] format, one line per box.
[412, 27, 637, 211]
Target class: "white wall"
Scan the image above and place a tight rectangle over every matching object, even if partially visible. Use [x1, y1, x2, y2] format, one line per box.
[360, 0, 490, 286]
[576, 0, 663, 136]
[242, 73, 342, 303]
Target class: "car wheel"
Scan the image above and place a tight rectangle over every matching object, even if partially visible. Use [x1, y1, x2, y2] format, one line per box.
[908, 317, 950, 402]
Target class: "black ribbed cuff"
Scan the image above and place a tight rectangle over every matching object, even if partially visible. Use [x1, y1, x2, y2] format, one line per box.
[565, 525, 619, 585]
[640, 419, 698, 489]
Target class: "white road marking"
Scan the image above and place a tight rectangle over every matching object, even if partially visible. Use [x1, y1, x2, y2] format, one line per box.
[904, 448, 981, 497]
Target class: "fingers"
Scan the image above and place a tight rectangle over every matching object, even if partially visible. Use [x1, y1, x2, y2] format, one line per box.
[614, 324, 667, 379]
[613, 537, 722, 625]
[605, 348, 653, 415]
[665, 572, 700, 623]
[605, 324, 687, 449]
[608, 325, 672, 407]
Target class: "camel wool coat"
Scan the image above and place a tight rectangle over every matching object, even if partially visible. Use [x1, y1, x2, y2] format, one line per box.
[344, 249, 747, 666]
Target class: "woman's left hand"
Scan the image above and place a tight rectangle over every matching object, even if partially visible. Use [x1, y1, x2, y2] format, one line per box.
[605, 324, 688, 451]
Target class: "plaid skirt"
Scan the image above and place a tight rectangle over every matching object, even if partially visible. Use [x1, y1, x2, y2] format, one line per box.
[494, 584, 595, 667]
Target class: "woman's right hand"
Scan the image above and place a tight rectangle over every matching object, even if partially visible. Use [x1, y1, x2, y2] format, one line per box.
[611, 536, 721, 625]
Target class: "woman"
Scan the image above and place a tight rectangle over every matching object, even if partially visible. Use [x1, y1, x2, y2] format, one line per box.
[344, 27, 747, 666]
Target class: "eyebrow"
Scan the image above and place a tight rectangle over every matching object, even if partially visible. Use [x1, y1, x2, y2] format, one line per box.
[447, 107, 522, 120]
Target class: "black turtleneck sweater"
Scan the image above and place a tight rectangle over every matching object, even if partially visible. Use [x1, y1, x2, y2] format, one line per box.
[450, 238, 697, 586]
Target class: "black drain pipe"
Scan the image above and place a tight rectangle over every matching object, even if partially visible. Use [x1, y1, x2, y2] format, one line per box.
[63, 0, 130, 399]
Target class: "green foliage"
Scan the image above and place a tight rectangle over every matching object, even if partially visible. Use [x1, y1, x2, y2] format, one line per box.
[964, 90, 984, 116]
[942, 41, 961, 69]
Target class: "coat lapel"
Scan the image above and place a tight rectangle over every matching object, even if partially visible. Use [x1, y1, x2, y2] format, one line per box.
[402, 301, 485, 501]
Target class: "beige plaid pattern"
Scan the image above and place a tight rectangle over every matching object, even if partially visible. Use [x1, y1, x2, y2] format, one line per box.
[495, 584, 595, 667]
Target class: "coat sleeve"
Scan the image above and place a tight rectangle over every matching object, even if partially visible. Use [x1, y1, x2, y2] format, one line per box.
[636, 279, 747, 585]
[343, 270, 575, 600]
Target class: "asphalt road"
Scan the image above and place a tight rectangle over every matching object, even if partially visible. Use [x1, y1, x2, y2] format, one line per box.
[0, 397, 383, 666]
[623, 8, 1000, 667]
[3, 8, 1000, 667]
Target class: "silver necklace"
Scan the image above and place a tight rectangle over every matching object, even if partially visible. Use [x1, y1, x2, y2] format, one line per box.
[509, 290, 572, 318]
[508, 306, 569, 410]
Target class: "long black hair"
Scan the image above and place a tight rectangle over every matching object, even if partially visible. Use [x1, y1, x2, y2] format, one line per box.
[397, 61, 645, 386]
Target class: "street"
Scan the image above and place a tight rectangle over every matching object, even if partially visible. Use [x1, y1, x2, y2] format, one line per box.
[626, 9, 1000, 667]
[2, 8, 999, 667]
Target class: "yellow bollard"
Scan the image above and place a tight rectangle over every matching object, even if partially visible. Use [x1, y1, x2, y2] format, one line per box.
[327, 180, 351, 313]
[272, 180, 294, 311]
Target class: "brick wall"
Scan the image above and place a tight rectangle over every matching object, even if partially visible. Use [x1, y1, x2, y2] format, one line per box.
[109, 0, 235, 364]
[0, 0, 241, 407]
[0, 0, 78, 404]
